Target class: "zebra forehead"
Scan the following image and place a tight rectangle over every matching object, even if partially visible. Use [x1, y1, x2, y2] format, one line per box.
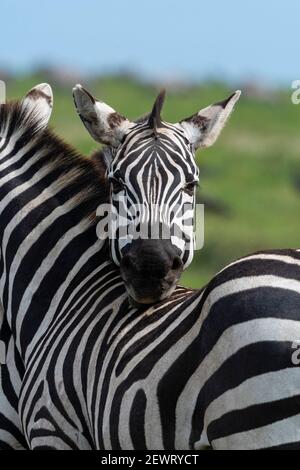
[0, 101, 37, 136]
[114, 128, 191, 162]
[113, 155, 197, 186]
[111, 145, 197, 183]
[125, 120, 186, 142]
[115, 139, 190, 161]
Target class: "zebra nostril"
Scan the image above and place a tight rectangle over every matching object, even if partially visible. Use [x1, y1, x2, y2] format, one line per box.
[172, 256, 183, 271]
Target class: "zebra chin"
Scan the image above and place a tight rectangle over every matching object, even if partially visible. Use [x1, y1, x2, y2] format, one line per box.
[125, 282, 178, 308]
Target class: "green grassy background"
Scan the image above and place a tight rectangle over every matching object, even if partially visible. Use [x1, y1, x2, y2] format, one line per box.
[6, 74, 300, 288]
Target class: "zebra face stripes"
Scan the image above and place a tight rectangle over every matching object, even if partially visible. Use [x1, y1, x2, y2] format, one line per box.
[73, 86, 241, 305]
[108, 120, 199, 305]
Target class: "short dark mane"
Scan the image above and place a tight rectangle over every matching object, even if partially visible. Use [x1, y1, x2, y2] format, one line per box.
[0, 100, 40, 138]
[0, 100, 110, 223]
[40, 128, 110, 212]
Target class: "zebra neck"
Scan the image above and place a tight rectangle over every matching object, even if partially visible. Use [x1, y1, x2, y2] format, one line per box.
[0, 121, 118, 360]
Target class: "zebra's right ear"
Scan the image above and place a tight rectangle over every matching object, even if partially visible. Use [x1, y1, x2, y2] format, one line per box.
[73, 85, 132, 147]
[22, 83, 53, 130]
[179, 90, 241, 149]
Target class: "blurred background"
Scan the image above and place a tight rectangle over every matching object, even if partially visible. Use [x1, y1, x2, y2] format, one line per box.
[1, 0, 300, 287]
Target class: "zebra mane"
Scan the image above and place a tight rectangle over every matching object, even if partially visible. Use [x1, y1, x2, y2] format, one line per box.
[133, 91, 167, 129]
[0, 100, 110, 223]
[133, 90, 167, 131]
[148, 89, 166, 133]
[0, 100, 43, 138]
[41, 131, 110, 217]
[134, 113, 150, 124]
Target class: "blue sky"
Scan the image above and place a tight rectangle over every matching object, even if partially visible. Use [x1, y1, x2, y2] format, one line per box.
[0, 0, 298, 84]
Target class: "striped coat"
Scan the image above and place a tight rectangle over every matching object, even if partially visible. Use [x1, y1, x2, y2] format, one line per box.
[1, 85, 300, 449]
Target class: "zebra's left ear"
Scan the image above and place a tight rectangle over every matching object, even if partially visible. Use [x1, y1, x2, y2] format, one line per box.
[22, 83, 53, 130]
[179, 90, 241, 149]
[73, 84, 132, 147]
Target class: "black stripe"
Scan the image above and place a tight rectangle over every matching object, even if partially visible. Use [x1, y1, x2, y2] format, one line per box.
[0, 440, 15, 450]
[213, 256, 300, 284]
[191, 341, 298, 447]
[130, 389, 147, 449]
[208, 393, 300, 443]
[108, 294, 200, 449]
[0, 412, 27, 448]
[29, 407, 82, 450]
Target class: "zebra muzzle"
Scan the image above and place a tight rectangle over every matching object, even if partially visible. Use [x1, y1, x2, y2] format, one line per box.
[120, 239, 183, 305]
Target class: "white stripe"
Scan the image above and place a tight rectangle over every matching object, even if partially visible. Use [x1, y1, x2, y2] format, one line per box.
[0, 164, 51, 215]
[176, 315, 300, 448]
[13, 219, 92, 352]
[100, 294, 202, 449]
[24, 243, 106, 363]
[204, 367, 300, 432]
[2, 186, 86, 326]
[20, 275, 124, 439]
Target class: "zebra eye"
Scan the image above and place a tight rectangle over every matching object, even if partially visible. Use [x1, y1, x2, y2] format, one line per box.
[183, 181, 198, 196]
[110, 178, 124, 193]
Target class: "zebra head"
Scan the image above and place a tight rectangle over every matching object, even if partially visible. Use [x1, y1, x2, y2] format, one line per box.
[73, 85, 241, 305]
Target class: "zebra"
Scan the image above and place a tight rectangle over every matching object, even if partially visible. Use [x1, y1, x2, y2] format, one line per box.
[73, 86, 241, 307]
[1, 83, 300, 450]
[0, 84, 57, 450]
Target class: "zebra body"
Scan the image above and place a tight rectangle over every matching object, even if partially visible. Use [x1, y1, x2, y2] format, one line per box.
[1, 85, 300, 449]
[19, 249, 300, 450]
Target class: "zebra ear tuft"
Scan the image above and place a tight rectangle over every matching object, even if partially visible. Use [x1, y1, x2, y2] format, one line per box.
[148, 89, 166, 131]
[22, 83, 53, 130]
[73, 84, 132, 147]
[179, 90, 241, 149]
